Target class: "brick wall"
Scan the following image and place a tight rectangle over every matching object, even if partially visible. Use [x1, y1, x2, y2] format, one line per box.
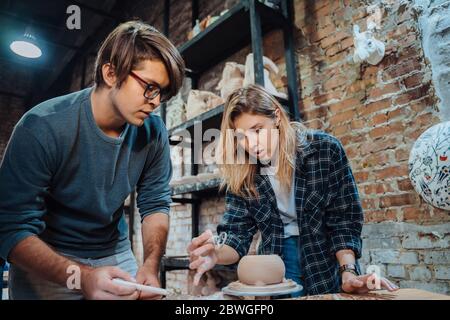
[0, 60, 32, 161]
[294, 0, 449, 294]
[0, 95, 26, 162]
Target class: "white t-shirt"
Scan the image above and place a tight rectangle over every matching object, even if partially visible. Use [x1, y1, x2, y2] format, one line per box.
[262, 165, 299, 237]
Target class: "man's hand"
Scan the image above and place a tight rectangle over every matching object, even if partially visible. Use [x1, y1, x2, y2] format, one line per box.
[135, 266, 163, 300]
[341, 271, 399, 294]
[81, 266, 140, 300]
[187, 229, 218, 286]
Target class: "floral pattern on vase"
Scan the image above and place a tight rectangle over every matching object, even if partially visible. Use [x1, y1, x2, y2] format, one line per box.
[409, 121, 450, 211]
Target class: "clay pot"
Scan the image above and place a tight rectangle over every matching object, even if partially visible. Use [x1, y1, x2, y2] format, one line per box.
[237, 254, 285, 286]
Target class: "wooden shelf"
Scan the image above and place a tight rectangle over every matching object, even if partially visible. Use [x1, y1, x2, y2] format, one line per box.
[168, 104, 224, 142]
[161, 256, 236, 272]
[179, 1, 286, 74]
[170, 174, 222, 197]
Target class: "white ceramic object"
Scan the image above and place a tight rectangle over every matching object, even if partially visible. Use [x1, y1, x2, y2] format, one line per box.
[186, 90, 224, 120]
[409, 121, 450, 210]
[353, 22, 385, 65]
[216, 62, 245, 99]
[243, 53, 287, 99]
[166, 93, 186, 129]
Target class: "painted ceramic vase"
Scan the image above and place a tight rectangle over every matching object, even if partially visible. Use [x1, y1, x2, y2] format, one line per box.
[409, 121, 450, 210]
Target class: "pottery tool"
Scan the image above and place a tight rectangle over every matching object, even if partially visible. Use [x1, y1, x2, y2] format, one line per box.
[193, 231, 228, 286]
[112, 278, 171, 296]
[210, 231, 227, 249]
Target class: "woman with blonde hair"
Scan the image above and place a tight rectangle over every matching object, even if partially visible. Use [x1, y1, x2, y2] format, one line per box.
[188, 85, 398, 296]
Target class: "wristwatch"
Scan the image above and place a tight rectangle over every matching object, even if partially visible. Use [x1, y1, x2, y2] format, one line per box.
[339, 264, 359, 276]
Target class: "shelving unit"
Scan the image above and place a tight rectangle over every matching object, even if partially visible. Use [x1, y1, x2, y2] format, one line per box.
[160, 256, 236, 288]
[160, 0, 301, 288]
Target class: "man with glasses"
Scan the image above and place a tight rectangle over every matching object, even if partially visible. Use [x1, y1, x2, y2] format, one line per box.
[0, 21, 185, 300]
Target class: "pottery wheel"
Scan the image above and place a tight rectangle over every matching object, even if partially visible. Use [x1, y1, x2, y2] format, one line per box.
[222, 279, 302, 297]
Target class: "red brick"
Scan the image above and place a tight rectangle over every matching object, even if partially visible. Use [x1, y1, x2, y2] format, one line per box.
[306, 0, 329, 13]
[364, 211, 386, 223]
[403, 73, 424, 88]
[323, 74, 348, 91]
[410, 97, 433, 113]
[380, 193, 418, 208]
[350, 119, 366, 130]
[305, 119, 325, 130]
[394, 84, 430, 105]
[369, 121, 405, 139]
[362, 65, 379, 79]
[345, 145, 359, 158]
[360, 98, 392, 116]
[360, 137, 398, 155]
[325, 44, 342, 56]
[363, 183, 395, 195]
[346, 79, 377, 94]
[329, 97, 361, 113]
[310, 24, 336, 42]
[313, 91, 342, 105]
[398, 32, 417, 47]
[413, 112, 440, 128]
[402, 206, 425, 221]
[361, 152, 390, 169]
[368, 82, 401, 100]
[304, 106, 328, 120]
[329, 109, 356, 125]
[387, 106, 411, 121]
[370, 113, 388, 126]
[339, 133, 364, 146]
[362, 198, 378, 210]
[340, 37, 354, 51]
[397, 178, 414, 191]
[333, 124, 350, 136]
[395, 148, 410, 162]
[318, 21, 335, 33]
[382, 58, 422, 81]
[320, 31, 351, 49]
[374, 165, 409, 180]
[354, 171, 369, 183]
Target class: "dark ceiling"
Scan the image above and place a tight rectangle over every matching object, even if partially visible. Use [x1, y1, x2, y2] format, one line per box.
[0, 0, 136, 107]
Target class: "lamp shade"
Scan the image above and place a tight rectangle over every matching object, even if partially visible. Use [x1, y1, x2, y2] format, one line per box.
[10, 33, 42, 59]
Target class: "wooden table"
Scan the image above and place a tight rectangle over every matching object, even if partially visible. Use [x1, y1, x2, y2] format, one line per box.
[291, 289, 449, 300]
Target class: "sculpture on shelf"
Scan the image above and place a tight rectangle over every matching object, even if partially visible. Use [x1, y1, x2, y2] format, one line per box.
[353, 21, 385, 65]
[243, 53, 287, 99]
[216, 62, 245, 99]
[166, 93, 186, 129]
[186, 90, 224, 120]
[187, 10, 226, 40]
[409, 121, 450, 211]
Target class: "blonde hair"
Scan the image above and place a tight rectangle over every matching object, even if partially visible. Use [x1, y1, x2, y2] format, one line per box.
[217, 84, 307, 199]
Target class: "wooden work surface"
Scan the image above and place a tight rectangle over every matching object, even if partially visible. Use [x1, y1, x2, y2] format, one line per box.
[290, 288, 449, 300]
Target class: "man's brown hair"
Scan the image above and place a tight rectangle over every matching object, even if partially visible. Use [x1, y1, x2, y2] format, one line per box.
[94, 20, 185, 100]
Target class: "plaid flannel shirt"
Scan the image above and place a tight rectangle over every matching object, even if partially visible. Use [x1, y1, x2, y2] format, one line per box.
[217, 131, 364, 295]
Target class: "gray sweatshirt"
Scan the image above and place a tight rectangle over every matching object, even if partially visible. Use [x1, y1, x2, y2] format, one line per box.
[0, 87, 172, 260]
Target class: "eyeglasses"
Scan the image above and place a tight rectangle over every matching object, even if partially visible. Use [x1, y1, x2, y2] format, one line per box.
[129, 71, 169, 102]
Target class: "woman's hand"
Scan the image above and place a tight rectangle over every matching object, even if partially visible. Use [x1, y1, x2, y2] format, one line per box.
[187, 229, 218, 286]
[341, 271, 399, 294]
